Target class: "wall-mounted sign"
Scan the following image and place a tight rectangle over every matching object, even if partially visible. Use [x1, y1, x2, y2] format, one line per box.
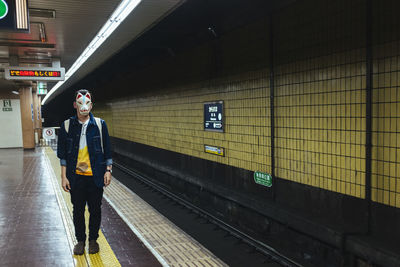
[37, 82, 47, 95]
[2, 99, 12, 111]
[204, 145, 225, 156]
[0, 1, 9, 20]
[254, 171, 272, 187]
[43, 128, 55, 140]
[204, 101, 223, 132]
[5, 67, 65, 81]
[37, 88, 48, 95]
[0, 0, 29, 31]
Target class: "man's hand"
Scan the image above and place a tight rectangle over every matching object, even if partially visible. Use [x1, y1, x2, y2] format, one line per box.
[62, 177, 71, 192]
[104, 171, 112, 187]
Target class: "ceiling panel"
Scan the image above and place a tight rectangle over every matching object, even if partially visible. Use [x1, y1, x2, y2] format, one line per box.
[0, 0, 185, 98]
[44, 0, 185, 103]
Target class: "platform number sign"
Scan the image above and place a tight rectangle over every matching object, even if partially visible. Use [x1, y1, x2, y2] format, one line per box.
[2, 99, 12, 111]
[254, 171, 272, 187]
[204, 101, 223, 132]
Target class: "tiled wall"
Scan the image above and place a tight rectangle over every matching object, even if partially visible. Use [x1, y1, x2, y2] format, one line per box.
[96, 69, 272, 174]
[371, 0, 400, 207]
[274, 50, 366, 198]
[372, 41, 400, 207]
[273, 0, 367, 199]
[95, 0, 400, 208]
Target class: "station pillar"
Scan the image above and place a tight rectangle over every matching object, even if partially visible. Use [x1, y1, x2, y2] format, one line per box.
[32, 91, 42, 144]
[19, 87, 35, 149]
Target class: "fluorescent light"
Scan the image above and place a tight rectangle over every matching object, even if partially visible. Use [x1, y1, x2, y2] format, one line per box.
[12, 91, 19, 95]
[42, 0, 142, 105]
[16, 0, 29, 30]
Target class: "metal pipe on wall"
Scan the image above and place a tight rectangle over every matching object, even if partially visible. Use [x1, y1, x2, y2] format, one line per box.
[269, 14, 276, 201]
[365, 0, 373, 234]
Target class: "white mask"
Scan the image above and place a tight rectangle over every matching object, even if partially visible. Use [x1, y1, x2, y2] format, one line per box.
[76, 92, 92, 116]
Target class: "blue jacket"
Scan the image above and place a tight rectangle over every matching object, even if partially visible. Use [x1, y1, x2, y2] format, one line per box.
[57, 113, 113, 188]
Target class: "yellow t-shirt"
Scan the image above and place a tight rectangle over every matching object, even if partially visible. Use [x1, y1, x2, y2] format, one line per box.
[75, 119, 93, 176]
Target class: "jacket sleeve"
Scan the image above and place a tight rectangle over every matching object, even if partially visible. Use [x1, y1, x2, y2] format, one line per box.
[101, 120, 113, 166]
[57, 120, 67, 166]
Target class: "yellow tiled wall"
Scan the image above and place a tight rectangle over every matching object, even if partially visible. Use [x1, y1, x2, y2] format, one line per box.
[274, 51, 366, 198]
[96, 70, 272, 174]
[273, 0, 367, 199]
[372, 42, 400, 207]
[371, 0, 400, 207]
[94, 0, 400, 208]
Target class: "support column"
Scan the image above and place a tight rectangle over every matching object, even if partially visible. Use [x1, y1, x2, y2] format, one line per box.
[32, 91, 42, 144]
[19, 87, 35, 149]
[37, 95, 43, 139]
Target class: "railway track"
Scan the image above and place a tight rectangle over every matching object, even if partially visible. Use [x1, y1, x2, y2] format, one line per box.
[114, 162, 302, 267]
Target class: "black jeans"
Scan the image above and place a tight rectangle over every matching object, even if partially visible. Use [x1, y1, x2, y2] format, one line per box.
[70, 174, 103, 242]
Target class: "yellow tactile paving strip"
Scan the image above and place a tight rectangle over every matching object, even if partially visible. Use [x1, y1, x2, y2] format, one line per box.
[104, 177, 228, 267]
[44, 147, 121, 267]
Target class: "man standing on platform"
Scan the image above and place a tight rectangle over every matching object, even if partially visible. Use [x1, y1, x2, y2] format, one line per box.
[57, 89, 113, 255]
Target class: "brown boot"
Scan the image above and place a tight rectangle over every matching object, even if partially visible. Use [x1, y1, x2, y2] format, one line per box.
[89, 240, 99, 254]
[73, 241, 85, 255]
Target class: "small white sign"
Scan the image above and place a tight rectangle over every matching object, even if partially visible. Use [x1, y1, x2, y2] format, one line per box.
[43, 127, 56, 140]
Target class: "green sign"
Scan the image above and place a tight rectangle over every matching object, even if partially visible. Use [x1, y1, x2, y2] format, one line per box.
[254, 171, 272, 187]
[38, 88, 47, 95]
[2, 99, 12, 111]
[0, 0, 8, 19]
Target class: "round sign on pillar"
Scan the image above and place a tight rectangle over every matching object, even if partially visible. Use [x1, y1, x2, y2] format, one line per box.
[43, 127, 55, 140]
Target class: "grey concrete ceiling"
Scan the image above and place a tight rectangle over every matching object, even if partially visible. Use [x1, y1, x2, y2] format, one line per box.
[0, 0, 184, 99]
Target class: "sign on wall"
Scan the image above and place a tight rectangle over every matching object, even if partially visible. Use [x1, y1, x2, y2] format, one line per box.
[254, 171, 272, 187]
[204, 101, 223, 132]
[43, 128, 56, 140]
[204, 145, 225, 156]
[37, 82, 47, 95]
[0, 0, 29, 31]
[4, 67, 65, 81]
[2, 99, 12, 111]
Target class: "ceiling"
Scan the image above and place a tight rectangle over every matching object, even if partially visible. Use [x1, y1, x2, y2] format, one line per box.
[0, 0, 184, 99]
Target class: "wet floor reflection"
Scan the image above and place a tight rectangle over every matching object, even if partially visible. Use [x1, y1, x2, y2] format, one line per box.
[0, 148, 74, 266]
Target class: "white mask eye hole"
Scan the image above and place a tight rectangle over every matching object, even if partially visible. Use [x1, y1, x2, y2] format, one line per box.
[78, 101, 83, 105]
